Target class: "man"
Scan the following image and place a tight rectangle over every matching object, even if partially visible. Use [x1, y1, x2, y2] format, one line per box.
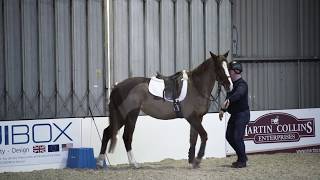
[219, 60, 250, 168]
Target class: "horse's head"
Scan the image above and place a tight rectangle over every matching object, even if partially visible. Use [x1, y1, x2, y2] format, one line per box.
[209, 51, 233, 92]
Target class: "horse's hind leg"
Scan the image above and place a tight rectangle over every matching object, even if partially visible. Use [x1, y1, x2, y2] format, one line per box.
[97, 107, 125, 168]
[96, 126, 112, 167]
[123, 109, 140, 168]
[99, 126, 112, 154]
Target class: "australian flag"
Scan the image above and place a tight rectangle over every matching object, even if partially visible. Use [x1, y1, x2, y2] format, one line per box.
[48, 144, 60, 152]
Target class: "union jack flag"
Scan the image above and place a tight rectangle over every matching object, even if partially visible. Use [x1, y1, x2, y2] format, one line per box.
[33, 145, 46, 153]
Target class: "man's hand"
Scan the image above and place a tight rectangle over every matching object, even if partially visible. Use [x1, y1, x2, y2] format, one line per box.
[222, 99, 230, 109]
[219, 99, 230, 121]
[219, 110, 224, 121]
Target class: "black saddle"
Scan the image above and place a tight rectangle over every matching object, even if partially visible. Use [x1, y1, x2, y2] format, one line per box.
[156, 71, 184, 101]
[156, 71, 185, 118]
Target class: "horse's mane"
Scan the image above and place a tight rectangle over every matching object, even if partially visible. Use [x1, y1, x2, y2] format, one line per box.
[188, 57, 216, 93]
[189, 57, 214, 77]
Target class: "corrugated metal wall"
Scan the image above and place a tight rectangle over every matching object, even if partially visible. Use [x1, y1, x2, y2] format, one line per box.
[1, 0, 318, 120]
[0, 0, 3, 120]
[110, 0, 231, 81]
[299, 0, 320, 108]
[0, 0, 231, 120]
[0, 0, 107, 120]
[110, 0, 232, 112]
[232, 0, 320, 110]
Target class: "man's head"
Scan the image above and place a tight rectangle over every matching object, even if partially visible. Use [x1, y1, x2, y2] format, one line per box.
[228, 61, 242, 73]
[228, 61, 242, 81]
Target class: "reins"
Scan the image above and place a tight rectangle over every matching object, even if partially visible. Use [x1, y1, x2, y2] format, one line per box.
[210, 83, 222, 103]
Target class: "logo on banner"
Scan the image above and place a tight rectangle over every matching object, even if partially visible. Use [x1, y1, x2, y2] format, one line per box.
[0, 122, 73, 145]
[244, 112, 315, 144]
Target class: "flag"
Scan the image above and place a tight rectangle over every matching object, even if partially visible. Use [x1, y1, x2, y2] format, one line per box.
[33, 145, 46, 153]
[62, 143, 73, 151]
[48, 144, 60, 152]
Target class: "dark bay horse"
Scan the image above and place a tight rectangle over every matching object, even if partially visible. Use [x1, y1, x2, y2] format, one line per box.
[97, 51, 233, 168]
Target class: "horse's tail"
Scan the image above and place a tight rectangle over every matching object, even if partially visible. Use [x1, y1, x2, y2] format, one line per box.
[108, 88, 120, 153]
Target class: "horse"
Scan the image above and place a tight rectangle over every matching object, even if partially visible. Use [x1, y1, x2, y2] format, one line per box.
[96, 51, 233, 168]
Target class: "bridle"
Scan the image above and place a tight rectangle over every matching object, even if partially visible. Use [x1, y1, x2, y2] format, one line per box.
[194, 58, 231, 104]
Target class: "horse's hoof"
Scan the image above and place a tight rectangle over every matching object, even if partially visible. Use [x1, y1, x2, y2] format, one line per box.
[192, 163, 200, 169]
[96, 158, 107, 169]
[96, 160, 105, 169]
[192, 158, 201, 169]
[96, 165, 104, 169]
[130, 163, 141, 169]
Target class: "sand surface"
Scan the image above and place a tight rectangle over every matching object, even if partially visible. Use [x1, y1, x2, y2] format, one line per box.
[1, 153, 320, 180]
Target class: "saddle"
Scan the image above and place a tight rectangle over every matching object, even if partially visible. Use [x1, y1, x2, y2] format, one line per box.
[155, 70, 187, 118]
[156, 71, 184, 101]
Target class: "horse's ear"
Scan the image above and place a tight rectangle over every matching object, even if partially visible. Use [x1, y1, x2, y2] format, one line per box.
[209, 51, 217, 59]
[223, 51, 229, 58]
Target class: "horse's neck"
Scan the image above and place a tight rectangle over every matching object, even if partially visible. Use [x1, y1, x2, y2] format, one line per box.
[190, 62, 217, 97]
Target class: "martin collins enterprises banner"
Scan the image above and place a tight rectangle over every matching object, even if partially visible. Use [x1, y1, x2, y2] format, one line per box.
[0, 118, 81, 172]
[226, 108, 320, 155]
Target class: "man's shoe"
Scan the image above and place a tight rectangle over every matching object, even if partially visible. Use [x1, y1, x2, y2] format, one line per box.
[231, 161, 238, 167]
[232, 161, 247, 168]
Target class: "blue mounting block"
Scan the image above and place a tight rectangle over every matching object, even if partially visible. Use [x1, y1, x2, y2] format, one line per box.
[67, 148, 96, 169]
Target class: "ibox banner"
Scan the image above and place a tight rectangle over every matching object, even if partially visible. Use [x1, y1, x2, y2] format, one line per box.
[226, 108, 320, 155]
[0, 118, 81, 172]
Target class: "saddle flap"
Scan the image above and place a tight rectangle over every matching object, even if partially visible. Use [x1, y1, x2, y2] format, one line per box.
[163, 79, 183, 100]
[156, 70, 188, 100]
[148, 77, 165, 97]
[148, 70, 188, 102]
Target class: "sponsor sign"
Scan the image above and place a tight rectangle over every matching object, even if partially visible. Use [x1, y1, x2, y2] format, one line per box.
[226, 108, 320, 155]
[0, 118, 81, 171]
[244, 112, 315, 144]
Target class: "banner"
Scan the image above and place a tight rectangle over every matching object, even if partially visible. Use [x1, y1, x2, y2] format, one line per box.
[2, 108, 318, 172]
[0, 118, 81, 172]
[226, 108, 320, 155]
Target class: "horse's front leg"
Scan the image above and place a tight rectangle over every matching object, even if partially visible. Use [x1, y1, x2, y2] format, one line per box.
[193, 129, 207, 168]
[188, 127, 198, 164]
[186, 116, 207, 168]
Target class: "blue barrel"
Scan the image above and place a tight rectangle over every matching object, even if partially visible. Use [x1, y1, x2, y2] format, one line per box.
[67, 148, 96, 169]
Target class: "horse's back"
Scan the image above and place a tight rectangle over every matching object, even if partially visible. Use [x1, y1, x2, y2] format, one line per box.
[113, 77, 149, 91]
[110, 77, 149, 102]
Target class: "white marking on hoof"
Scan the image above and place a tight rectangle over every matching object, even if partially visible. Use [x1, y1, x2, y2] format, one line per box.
[96, 154, 106, 169]
[130, 162, 141, 169]
[127, 150, 141, 168]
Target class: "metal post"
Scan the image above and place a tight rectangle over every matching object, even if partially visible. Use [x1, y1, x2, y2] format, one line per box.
[298, 0, 302, 108]
[105, 0, 112, 100]
[216, 0, 221, 54]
